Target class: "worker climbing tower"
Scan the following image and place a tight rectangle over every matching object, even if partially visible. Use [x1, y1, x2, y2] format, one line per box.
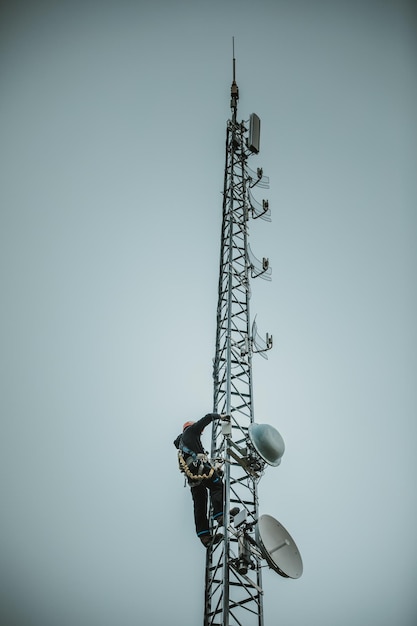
[204, 45, 303, 626]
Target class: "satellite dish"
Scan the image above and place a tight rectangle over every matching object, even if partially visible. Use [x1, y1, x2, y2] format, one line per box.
[248, 423, 285, 467]
[255, 514, 303, 579]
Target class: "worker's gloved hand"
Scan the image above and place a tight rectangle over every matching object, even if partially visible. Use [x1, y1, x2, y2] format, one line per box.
[220, 413, 231, 422]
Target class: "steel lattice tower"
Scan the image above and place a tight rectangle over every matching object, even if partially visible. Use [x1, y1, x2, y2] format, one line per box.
[205, 51, 273, 626]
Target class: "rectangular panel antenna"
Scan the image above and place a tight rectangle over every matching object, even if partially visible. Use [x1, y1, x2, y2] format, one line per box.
[248, 113, 261, 153]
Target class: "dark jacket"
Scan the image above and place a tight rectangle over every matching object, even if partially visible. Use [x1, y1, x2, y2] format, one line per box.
[173, 413, 220, 455]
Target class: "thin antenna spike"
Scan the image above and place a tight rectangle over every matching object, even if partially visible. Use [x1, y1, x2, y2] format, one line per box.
[230, 36, 239, 112]
[232, 36, 236, 82]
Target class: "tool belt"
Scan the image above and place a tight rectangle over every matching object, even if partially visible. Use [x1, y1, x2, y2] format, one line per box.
[178, 451, 215, 482]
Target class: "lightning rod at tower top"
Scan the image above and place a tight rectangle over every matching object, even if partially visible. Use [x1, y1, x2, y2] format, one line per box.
[204, 41, 304, 626]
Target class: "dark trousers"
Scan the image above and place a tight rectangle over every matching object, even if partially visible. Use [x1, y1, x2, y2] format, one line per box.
[190, 470, 223, 537]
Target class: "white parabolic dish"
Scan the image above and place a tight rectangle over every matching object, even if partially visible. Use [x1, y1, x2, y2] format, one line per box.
[255, 514, 303, 579]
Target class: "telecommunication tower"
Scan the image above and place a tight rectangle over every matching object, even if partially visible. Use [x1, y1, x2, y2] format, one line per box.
[204, 46, 303, 626]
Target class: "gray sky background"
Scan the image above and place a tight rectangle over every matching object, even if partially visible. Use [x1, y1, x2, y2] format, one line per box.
[1, 1, 416, 625]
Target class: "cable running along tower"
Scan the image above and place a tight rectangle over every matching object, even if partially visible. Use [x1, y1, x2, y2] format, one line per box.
[205, 48, 303, 626]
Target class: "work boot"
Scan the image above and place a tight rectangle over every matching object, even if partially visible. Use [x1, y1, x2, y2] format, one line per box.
[200, 533, 223, 548]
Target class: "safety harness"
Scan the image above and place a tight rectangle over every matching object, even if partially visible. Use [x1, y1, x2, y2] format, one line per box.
[177, 438, 215, 482]
[178, 451, 215, 481]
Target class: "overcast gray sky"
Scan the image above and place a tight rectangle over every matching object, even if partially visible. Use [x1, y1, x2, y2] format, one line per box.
[1, 1, 416, 625]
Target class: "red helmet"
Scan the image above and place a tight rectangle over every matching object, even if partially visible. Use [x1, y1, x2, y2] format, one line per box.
[183, 421, 194, 431]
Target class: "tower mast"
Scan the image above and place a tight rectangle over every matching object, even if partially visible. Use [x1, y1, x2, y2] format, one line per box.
[205, 44, 272, 626]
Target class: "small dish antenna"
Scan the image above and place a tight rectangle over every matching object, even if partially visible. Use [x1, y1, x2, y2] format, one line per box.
[227, 422, 285, 477]
[255, 514, 303, 579]
[248, 423, 285, 467]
